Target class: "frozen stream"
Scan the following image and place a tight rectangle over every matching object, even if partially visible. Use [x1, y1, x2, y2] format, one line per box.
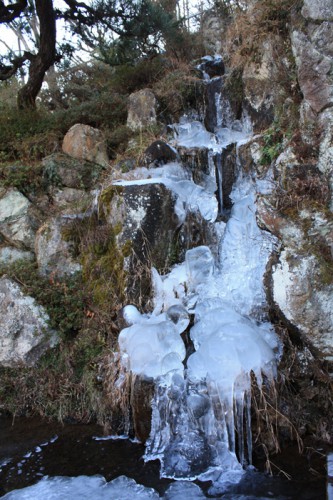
[115, 110, 280, 491]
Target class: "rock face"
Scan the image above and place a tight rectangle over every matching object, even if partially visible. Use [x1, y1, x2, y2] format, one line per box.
[101, 182, 181, 301]
[35, 217, 81, 276]
[102, 183, 180, 266]
[0, 278, 56, 367]
[291, 2, 333, 204]
[302, 0, 333, 21]
[291, 28, 333, 115]
[201, 10, 227, 54]
[0, 188, 39, 250]
[62, 124, 109, 167]
[242, 36, 280, 131]
[127, 89, 157, 131]
[271, 249, 333, 362]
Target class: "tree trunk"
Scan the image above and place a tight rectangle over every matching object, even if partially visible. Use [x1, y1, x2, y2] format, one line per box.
[17, 0, 56, 109]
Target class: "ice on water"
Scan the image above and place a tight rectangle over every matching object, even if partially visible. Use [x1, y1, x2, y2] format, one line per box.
[3, 475, 216, 500]
[2, 475, 160, 500]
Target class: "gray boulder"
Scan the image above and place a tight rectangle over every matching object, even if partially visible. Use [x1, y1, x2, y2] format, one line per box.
[0, 188, 39, 250]
[0, 277, 56, 367]
[35, 217, 81, 277]
[127, 89, 157, 131]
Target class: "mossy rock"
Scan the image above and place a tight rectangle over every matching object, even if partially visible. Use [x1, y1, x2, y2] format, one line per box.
[43, 153, 104, 190]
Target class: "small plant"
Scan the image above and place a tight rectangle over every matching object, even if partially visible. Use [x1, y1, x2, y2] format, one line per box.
[260, 123, 284, 166]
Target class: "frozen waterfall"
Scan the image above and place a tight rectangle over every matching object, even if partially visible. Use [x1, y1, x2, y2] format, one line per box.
[116, 56, 280, 489]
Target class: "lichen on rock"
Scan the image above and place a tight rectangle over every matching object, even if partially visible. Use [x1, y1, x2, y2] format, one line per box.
[0, 277, 57, 367]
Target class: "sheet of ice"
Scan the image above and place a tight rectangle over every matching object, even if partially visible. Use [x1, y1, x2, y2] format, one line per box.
[2, 475, 159, 500]
[173, 120, 219, 149]
[214, 177, 277, 317]
[122, 192, 277, 478]
[111, 161, 192, 184]
[172, 115, 251, 152]
[114, 176, 218, 223]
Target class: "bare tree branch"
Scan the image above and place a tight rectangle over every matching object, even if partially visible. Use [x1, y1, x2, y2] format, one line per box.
[0, 0, 28, 23]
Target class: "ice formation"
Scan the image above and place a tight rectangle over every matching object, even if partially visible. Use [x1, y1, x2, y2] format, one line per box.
[115, 55, 280, 486]
[2, 475, 214, 500]
[2, 475, 160, 500]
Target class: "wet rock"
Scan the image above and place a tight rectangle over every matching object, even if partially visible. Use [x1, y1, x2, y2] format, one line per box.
[0, 246, 34, 265]
[0, 188, 39, 250]
[177, 212, 212, 261]
[43, 152, 104, 190]
[177, 146, 210, 175]
[130, 375, 155, 442]
[143, 140, 178, 166]
[62, 124, 109, 167]
[127, 89, 157, 131]
[177, 146, 214, 192]
[101, 182, 181, 301]
[102, 183, 180, 262]
[204, 77, 223, 132]
[0, 277, 57, 367]
[35, 217, 81, 276]
[216, 144, 238, 211]
[237, 136, 267, 176]
[199, 56, 225, 79]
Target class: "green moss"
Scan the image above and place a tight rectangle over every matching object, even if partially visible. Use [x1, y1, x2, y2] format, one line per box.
[121, 239, 132, 258]
[260, 123, 284, 166]
[100, 185, 124, 211]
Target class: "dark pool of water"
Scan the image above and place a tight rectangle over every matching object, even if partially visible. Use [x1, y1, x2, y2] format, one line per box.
[0, 415, 327, 498]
